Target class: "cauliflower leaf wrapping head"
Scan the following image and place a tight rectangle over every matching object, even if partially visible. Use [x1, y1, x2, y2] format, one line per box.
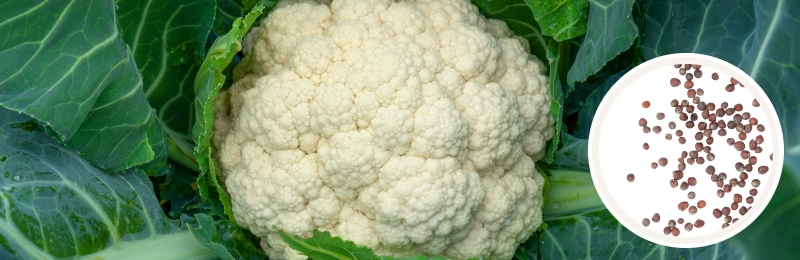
[213, 0, 554, 259]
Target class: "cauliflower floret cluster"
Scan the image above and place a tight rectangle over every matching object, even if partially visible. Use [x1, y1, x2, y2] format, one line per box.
[213, 0, 554, 259]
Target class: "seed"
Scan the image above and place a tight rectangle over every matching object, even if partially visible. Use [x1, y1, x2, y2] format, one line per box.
[729, 121, 737, 130]
[756, 135, 764, 144]
[644, 126, 651, 133]
[694, 132, 703, 140]
[658, 158, 668, 167]
[686, 73, 694, 81]
[680, 113, 688, 121]
[688, 177, 697, 186]
[627, 173, 635, 182]
[721, 102, 729, 109]
[690, 114, 698, 122]
[743, 112, 751, 120]
[698, 88, 705, 96]
[741, 150, 751, 159]
[698, 122, 707, 130]
[749, 118, 758, 125]
[668, 219, 676, 228]
[653, 213, 661, 222]
[734, 103, 743, 111]
[651, 162, 658, 169]
[719, 180, 726, 188]
[745, 164, 753, 172]
[740, 206, 748, 215]
[694, 70, 703, 78]
[740, 172, 749, 181]
[664, 227, 672, 235]
[678, 218, 684, 224]
[722, 207, 731, 216]
[750, 189, 758, 196]
[695, 219, 705, 228]
[716, 108, 725, 117]
[676, 130, 684, 136]
[665, 133, 673, 140]
[656, 126, 665, 134]
[727, 138, 736, 145]
[639, 118, 647, 126]
[739, 132, 747, 140]
[717, 189, 724, 198]
[670, 78, 681, 87]
[708, 153, 715, 161]
[698, 200, 707, 208]
[734, 194, 743, 203]
[731, 77, 739, 84]
[724, 184, 732, 193]
[679, 162, 686, 171]
[749, 140, 757, 150]
[674, 64, 682, 68]
[725, 215, 732, 223]
[730, 178, 739, 186]
[723, 223, 730, 229]
[685, 80, 694, 89]
[670, 179, 679, 188]
[703, 146, 711, 153]
[706, 137, 714, 145]
[757, 124, 765, 132]
[758, 166, 769, 174]
[713, 208, 722, 218]
[705, 166, 715, 174]
[738, 180, 746, 187]
[681, 151, 688, 158]
[688, 89, 697, 98]
[688, 191, 696, 199]
[726, 84, 735, 92]
[680, 181, 690, 190]
[749, 156, 758, 165]
[734, 114, 742, 123]
[771, 153, 773, 161]
[709, 119, 718, 129]
[734, 141, 745, 151]
[671, 99, 679, 107]
[736, 162, 745, 171]
[744, 124, 753, 133]
[711, 174, 718, 182]
[679, 137, 686, 144]
[694, 143, 703, 151]
[672, 227, 680, 236]
[678, 158, 685, 163]
[643, 218, 651, 226]
[678, 202, 689, 211]
[753, 99, 760, 107]
[719, 172, 727, 180]
[693, 64, 701, 69]
[689, 151, 698, 159]
[746, 196, 754, 204]
[732, 202, 739, 210]
[687, 105, 695, 113]
[656, 112, 665, 120]
[726, 108, 735, 116]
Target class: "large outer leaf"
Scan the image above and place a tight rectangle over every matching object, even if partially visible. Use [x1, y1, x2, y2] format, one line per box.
[472, 0, 551, 63]
[215, 0, 279, 36]
[566, 0, 639, 86]
[184, 213, 267, 260]
[543, 41, 567, 163]
[573, 68, 628, 139]
[0, 0, 166, 172]
[525, 0, 589, 42]
[115, 0, 216, 171]
[638, 0, 756, 64]
[0, 108, 214, 259]
[278, 229, 380, 260]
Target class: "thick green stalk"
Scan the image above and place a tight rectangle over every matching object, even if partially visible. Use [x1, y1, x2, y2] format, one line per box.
[543, 169, 605, 220]
[77, 230, 217, 260]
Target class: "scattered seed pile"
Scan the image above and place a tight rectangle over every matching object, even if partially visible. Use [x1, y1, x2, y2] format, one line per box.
[631, 64, 773, 237]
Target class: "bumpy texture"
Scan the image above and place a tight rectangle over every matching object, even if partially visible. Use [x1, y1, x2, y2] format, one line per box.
[213, 0, 554, 259]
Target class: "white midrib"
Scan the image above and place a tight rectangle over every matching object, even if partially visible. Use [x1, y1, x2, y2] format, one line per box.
[749, 0, 785, 79]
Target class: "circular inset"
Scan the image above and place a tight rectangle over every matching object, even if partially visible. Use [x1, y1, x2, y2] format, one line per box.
[588, 53, 784, 248]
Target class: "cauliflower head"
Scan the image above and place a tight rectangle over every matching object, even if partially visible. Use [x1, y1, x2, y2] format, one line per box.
[212, 0, 554, 259]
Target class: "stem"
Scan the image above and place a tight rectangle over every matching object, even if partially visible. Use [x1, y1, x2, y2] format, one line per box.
[76, 230, 217, 260]
[167, 135, 200, 172]
[543, 169, 605, 220]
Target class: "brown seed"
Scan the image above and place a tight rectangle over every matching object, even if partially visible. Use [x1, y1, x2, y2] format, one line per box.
[679, 137, 686, 144]
[745, 164, 753, 172]
[717, 189, 725, 198]
[736, 123, 745, 132]
[722, 207, 731, 216]
[688, 177, 697, 186]
[712, 73, 719, 80]
[672, 170, 684, 180]
[757, 124, 765, 132]
[627, 173, 635, 182]
[639, 118, 647, 127]
[679, 162, 686, 171]
[726, 84, 735, 92]
[694, 69, 703, 78]
[754, 146, 763, 153]
[721, 102, 729, 109]
[674, 64, 682, 68]
[717, 180, 725, 188]
[644, 126, 651, 133]
[707, 102, 716, 111]
[709, 119, 718, 129]
[740, 172, 749, 181]
[686, 73, 694, 81]
[643, 218, 651, 226]
[740, 206, 748, 215]
[734, 114, 742, 123]
[698, 88, 705, 96]
[703, 146, 711, 153]
[669, 219, 677, 228]
[756, 135, 764, 144]
[771, 153, 774, 161]
[651, 162, 658, 169]
[713, 208, 722, 218]
[746, 196, 754, 204]
[679, 202, 689, 211]
[749, 118, 758, 125]
[653, 213, 661, 222]
[665, 133, 673, 140]
[749, 156, 758, 165]
[743, 112, 751, 120]
[658, 158, 668, 167]
[664, 227, 672, 235]
[656, 112, 665, 120]
[681, 151, 688, 158]
[672, 227, 680, 236]
[719, 172, 728, 180]
[708, 153, 715, 161]
[698, 122, 707, 130]
[694, 132, 703, 140]
[726, 108, 735, 116]
[750, 189, 758, 196]
[730, 178, 739, 186]
[695, 219, 705, 228]
[736, 162, 745, 171]
[670, 179, 679, 188]
[723, 223, 730, 229]
[680, 113, 688, 121]
[692, 64, 701, 69]
[678, 158, 685, 163]
[741, 150, 751, 159]
[687, 105, 695, 113]
[745, 124, 753, 133]
[689, 151, 699, 159]
[738, 180, 746, 187]
[654, 126, 663, 134]
[706, 137, 714, 145]
[716, 108, 725, 117]
[728, 121, 738, 130]
[678, 218, 684, 224]
[688, 191, 696, 199]
[690, 114, 698, 122]
[694, 142, 703, 151]
[725, 215, 732, 223]
[734, 103, 743, 111]
[727, 138, 735, 146]
[732, 202, 739, 210]
[734, 141, 745, 151]
[684, 222, 694, 231]
[734, 194, 743, 203]
[724, 184, 732, 193]
[711, 174, 719, 182]
[739, 132, 747, 140]
[668, 122, 676, 129]
[731, 77, 739, 84]
[680, 181, 690, 190]
[688, 206, 698, 215]
[671, 99, 679, 107]
[670, 78, 681, 87]
[698, 200, 707, 208]
[685, 80, 695, 89]
[705, 166, 715, 174]
[676, 130, 684, 136]
[687, 89, 696, 98]
[758, 166, 769, 174]
[753, 99, 760, 107]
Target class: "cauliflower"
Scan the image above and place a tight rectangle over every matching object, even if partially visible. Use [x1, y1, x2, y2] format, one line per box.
[212, 0, 554, 259]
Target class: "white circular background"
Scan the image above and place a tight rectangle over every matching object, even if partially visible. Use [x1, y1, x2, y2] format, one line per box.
[588, 53, 784, 248]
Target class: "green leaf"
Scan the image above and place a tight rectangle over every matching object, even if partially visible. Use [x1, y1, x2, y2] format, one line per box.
[215, 0, 278, 36]
[158, 162, 202, 219]
[472, 0, 551, 63]
[523, 209, 743, 259]
[0, 107, 214, 259]
[573, 68, 629, 139]
[547, 133, 589, 172]
[193, 5, 265, 223]
[278, 228, 380, 260]
[525, 0, 589, 41]
[115, 0, 216, 171]
[184, 213, 267, 260]
[543, 41, 568, 163]
[638, 0, 756, 65]
[566, 0, 639, 86]
[0, 0, 166, 172]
